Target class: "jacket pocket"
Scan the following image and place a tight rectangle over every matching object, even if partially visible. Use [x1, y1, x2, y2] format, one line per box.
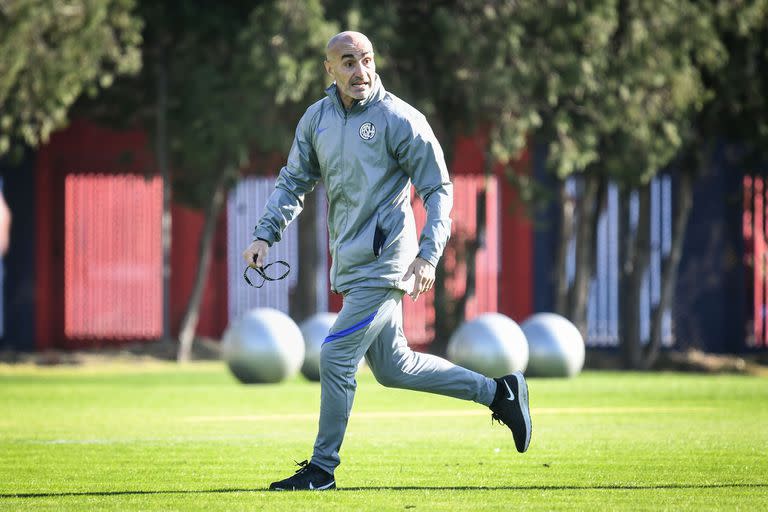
[339, 215, 378, 271]
[373, 221, 387, 258]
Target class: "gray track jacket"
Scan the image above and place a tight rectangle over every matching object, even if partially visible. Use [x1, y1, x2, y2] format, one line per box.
[253, 76, 452, 294]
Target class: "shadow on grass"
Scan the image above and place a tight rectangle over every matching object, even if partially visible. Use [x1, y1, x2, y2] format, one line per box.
[2, 483, 767, 499]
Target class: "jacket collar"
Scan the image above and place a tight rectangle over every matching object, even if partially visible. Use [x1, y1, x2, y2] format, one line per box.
[325, 74, 385, 114]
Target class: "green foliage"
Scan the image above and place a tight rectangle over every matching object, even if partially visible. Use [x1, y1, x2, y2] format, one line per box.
[0, 0, 142, 158]
[165, 0, 335, 174]
[339, 1, 726, 186]
[437, 1, 724, 185]
[694, 0, 768, 163]
[96, 0, 336, 208]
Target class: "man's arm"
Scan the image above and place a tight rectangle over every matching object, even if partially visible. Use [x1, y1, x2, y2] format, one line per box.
[393, 112, 453, 299]
[0, 191, 10, 257]
[245, 110, 321, 268]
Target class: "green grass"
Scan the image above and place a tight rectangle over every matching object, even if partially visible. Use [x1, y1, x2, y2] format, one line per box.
[0, 362, 766, 511]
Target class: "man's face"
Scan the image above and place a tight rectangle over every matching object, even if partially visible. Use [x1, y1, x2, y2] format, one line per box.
[324, 34, 376, 109]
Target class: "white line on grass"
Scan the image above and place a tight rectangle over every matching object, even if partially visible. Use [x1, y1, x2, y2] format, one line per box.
[184, 406, 714, 423]
[15, 435, 265, 445]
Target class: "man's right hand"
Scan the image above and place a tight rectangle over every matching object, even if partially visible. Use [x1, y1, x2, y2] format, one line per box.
[243, 239, 270, 269]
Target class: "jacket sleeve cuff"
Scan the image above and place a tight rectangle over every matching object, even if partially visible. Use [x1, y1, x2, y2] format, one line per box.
[417, 248, 440, 268]
[252, 227, 276, 247]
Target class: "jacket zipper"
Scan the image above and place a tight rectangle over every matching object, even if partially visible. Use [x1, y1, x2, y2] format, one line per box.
[332, 107, 348, 289]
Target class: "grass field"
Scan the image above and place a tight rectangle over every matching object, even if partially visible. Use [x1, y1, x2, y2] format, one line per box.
[0, 362, 766, 511]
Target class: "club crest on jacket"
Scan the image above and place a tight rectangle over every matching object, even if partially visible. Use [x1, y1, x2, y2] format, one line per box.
[359, 122, 376, 140]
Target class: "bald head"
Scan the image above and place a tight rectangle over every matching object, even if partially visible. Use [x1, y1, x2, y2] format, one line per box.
[324, 31, 377, 110]
[325, 31, 374, 61]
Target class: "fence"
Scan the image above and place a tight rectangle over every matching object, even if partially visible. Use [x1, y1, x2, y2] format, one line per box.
[567, 176, 674, 347]
[49, 170, 683, 348]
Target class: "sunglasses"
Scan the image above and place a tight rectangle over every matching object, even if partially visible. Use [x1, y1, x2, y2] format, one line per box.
[243, 260, 291, 288]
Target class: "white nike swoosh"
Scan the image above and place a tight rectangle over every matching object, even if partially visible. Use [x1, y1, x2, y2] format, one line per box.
[309, 480, 335, 490]
[504, 380, 515, 401]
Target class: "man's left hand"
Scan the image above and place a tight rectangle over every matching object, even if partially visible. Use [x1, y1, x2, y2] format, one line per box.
[403, 257, 435, 302]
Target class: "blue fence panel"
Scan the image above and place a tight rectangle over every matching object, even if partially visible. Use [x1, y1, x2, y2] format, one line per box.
[226, 177, 328, 324]
[570, 176, 675, 348]
[587, 184, 620, 345]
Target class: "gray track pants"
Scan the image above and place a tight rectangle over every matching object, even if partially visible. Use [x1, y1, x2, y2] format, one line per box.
[311, 287, 497, 474]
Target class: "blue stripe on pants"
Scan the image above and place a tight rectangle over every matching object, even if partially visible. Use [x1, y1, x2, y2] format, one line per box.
[323, 311, 378, 345]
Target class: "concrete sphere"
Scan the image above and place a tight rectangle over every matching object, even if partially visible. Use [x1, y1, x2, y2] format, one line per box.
[447, 313, 529, 378]
[521, 312, 585, 378]
[222, 308, 305, 384]
[299, 312, 338, 381]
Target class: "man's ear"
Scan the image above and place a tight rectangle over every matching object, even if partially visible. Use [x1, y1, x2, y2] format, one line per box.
[324, 59, 333, 77]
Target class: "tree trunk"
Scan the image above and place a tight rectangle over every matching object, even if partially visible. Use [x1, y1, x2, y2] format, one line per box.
[431, 259, 452, 356]
[554, 178, 573, 315]
[431, 152, 491, 356]
[176, 170, 230, 363]
[289, 191, 318, 323]
[642, 172, 693, 368]
[568, 173, 603, 333]
[619, 185, 651, 369]
[618, 188, 637, 367]
[431, 185, 488, 356]
[155, 47, 172, 343]
[455, 183, 487, 324]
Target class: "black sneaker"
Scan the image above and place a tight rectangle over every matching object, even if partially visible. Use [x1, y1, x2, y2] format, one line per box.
[269, 460, 336, 491]
[489, 372, 532, 453]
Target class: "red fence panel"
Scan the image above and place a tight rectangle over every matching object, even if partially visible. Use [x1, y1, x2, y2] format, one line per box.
[170, 204, 229, 339]
[403, 175, 499, 349]
[744, 175, 768, 348]
[403, 195, 433, 349]
[64, 174, 162, 339]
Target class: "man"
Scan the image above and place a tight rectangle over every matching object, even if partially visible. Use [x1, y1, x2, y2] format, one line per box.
[243, 31, 531, 491]
[0, 188, 9, 257]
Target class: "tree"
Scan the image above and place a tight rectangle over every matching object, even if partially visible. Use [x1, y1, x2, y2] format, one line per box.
[423, 2, 727, 369]
[167, 0, 336, 361]
[344, 1, 729, 367]
[603, 1, 768, 368]
[0, 0, 142, 159]
[89, 0, 336, 360]
[577, 1, 724, 369]
[656, 0, 768, 366]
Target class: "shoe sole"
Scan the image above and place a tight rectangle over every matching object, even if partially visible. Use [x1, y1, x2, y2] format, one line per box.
[513, 372, 531, 453]
[270, 481, 336, 491]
